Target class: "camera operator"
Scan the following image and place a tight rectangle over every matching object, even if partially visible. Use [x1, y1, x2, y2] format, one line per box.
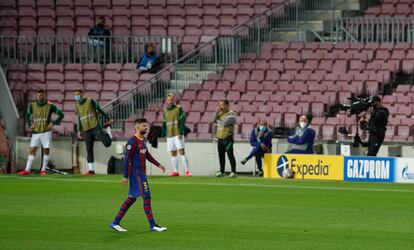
[359, 96, 389, 156]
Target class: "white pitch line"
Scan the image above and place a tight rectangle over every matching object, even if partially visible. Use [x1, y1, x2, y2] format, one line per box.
[1, 176, 414, 193]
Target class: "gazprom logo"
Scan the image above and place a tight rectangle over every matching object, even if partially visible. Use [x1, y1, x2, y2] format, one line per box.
[345, 157, 393, 182]
[402, 166, 414, 180]
[276, 155, 289, 177]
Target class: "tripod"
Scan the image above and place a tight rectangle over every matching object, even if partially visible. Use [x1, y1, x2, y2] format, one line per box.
[351, 114, 367, 148]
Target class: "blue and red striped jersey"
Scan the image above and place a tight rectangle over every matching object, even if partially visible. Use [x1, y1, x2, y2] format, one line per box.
[123, 135, 160, 178]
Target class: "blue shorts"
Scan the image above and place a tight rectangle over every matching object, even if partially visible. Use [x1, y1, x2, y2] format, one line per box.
[129, 172, 151, 199]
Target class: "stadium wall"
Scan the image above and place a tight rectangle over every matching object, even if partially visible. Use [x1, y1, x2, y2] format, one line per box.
[15, 137, 414, 176]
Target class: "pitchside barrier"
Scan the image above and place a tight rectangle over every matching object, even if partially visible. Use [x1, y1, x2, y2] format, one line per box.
[264, 154, 414, 184]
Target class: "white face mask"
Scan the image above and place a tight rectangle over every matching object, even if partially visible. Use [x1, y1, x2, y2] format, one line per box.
[299, 122, 307, 129]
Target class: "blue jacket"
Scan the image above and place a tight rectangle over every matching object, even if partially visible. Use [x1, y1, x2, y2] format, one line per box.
[286, 126, 315, 154]
[137, 53, 159, 71]
[250, 127, 272, 153]
[88, 25, 110, 48]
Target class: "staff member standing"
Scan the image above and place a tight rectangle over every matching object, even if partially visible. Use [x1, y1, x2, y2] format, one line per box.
[161, 93, 191, 177]
[18, 90, 64, 175]
[75, 89, 112, 176]
[213, 99, 237, 178]
[360, 96, 389, 156]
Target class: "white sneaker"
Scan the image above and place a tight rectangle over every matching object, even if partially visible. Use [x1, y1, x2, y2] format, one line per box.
[150, 224, 167, 232]
[105, 126, 113, 139]
[110, 223, 127, 232]
[227, 172, 237, 178]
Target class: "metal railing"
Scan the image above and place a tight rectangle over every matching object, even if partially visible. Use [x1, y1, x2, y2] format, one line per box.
[334, 16, 414, 43]
[102, 36, 237, 129]
[0, 35, 178, 65]
[103, 0, 363, 129]
[0, 66, 20, 166]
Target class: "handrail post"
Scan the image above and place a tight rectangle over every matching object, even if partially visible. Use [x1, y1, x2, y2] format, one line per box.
[331, 0, 335, 43]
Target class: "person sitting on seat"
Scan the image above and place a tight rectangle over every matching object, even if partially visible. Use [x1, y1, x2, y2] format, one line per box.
[136, 43, 160, 74]
[240, 120, 272, 176]
[286, 115, 315, 154]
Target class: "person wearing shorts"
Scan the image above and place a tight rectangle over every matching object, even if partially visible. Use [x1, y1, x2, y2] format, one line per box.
[18, 90, 64, 175]
[161, 93, 191, 177]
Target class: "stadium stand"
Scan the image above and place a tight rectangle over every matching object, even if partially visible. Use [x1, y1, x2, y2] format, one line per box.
[5, 40, 414, 141]
[364, 0, 414, 17]
[2, 0, 414, 143]
[0, 0, 292, 55]
[134, 41, 414, 141]
[6, 62, 160, 135]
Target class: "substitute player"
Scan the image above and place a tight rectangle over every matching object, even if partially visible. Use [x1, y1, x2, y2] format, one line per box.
[161, 93, 191, 177]
[110, 118, 167, 232]
[75, 89, 112, 176]
[18, 90, 64, 175]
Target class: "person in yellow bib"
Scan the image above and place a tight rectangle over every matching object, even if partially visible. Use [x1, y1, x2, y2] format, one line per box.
[161, 93, 191, 177]
[75, 89, 113, 176]
[213, 99, 237, 178]
[18, 90, 64, 176]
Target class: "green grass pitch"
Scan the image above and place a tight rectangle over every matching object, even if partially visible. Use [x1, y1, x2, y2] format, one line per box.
[1, 175, 414, 250]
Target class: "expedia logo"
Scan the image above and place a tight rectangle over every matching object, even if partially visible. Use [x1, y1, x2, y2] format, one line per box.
[276, 155, 329, 177]
[291, 159, 329, 176]
[276, 155, 289, 177]
[402, 166, 414, 180]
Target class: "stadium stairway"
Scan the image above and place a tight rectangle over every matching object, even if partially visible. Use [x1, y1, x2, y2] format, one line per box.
[270, 0, 365, 42]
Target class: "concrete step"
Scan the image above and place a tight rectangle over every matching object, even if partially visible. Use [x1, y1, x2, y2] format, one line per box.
[272, 31, 303, 42]
[335, 0, 362, 11]
[175, 70, 216, 81]
[169, 79, 201, 89]
[282, 20, 329, 32]
[301, 10, 343, 21]
[302, 0, 361, 11]
[176, 63, 218, 71]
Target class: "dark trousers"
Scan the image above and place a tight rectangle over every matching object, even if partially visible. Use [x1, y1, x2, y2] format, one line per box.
[217, 137, 236, 173]
[246, 146, 265, 171]
[367, 132, 385, 156]
[84, 126, 112, 163]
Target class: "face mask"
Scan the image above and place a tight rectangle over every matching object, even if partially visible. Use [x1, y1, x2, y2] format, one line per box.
[75, 95, 81, 102]
[299, 122, 307, 129]
[259, 126, 267, 132]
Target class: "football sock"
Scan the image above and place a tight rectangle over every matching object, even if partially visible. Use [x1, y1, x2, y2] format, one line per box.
[143, 198, 156, 228]
[112, 197, 137, 225]
[180, 155, 189, 171]
[88, 163, 94, 172]
[41, 155, 49, 171]
[25, 155, 35, 172]
[171, 156, 178, 172]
